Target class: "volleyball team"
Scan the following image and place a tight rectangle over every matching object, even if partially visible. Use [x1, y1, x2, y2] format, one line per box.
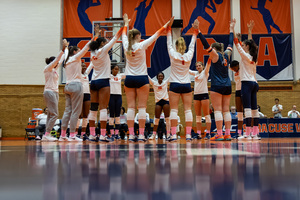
[41, 14, 259, 142]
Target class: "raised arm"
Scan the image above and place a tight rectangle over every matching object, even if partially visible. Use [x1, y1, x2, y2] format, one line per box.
[44, 39, 68, 71]
[139, 16, 174, 49]
[122, 14, 130, 51]
[224, 19, 235, 60]
[186, 19, 199, 60]
[85, 62, 94, 76]
[197, 24, 218, 62]
[247, 20, 255, 40]
[98, 27, 124, 55]
[204, 58, 211, 77]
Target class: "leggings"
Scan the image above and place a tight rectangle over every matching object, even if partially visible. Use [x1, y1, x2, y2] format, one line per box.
[109, 94, 122, 117]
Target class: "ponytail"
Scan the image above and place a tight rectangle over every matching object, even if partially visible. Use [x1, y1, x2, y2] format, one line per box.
[175, 37, 186, 55]
[244, 39, 258, 63]
[127, 29, 141, 56]
[65, 46, 79, 65]
[45, 56, 55, 65]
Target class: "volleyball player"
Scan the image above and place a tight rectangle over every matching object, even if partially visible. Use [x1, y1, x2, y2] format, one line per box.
[88, 25, 123, 142]
[233, 19, 260, 140]
[148, 72, 170, 140]
[109, 64, 125, 140]
[197, 19, 235, 141]
[189, 59, 211, 140]
[167, 18, 199, 141]
[42, 39, 68, 142]
[59, 28, 100, 142]
[122, 13, 173, 142]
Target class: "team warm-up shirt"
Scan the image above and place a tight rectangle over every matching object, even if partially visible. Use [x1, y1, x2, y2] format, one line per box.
[149, 77, 169, 102]
[65, 41, 91, 84]
[189, 59, 211, 95]
[44, 51, 64, 93]
[167, 27, 197, 83]
[122, 26, 165, 76]
[110, 73, 126, 95]
[234, 38, 257, 82]
[90, 28, 123, 80]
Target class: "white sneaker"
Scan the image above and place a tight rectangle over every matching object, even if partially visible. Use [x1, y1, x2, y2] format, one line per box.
[169, 134, 177, 142]
[252, 135, 261, 140]
[69, 136, 83, 142]
[128, 135, 135, 141]
[41, 135, 58, 142]
[58, 136, 70, 142]
[186, 134, 192, 141]
[35, 136, 41, 140]
[99, 135, 109, 142]
[138, 134, 146, 141]
[238, 135, 251, 140]
[88, 135, 98, 142]
[149, 134, 156, 140]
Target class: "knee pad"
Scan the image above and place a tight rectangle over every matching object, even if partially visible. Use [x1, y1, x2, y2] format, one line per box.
[214, 111, 223, 121]
[90, 103, 99, 111]
[115, 117, 120, 124]
[154, 118, 159, 125]
[237, 112, 243, 121]
[223, 112, 231, 122]
[205, 115, 211, 123]
[127, 108, 135, 121]
[170, 109, 178, 120]
[138, 108, 146, 120]
[99, 109, 107, 121]
[252, 109, 259, 118]
[88, 111, 97, 121]
[109, 117, 114, 125]
[185, 110, 193, 122]
[196, 116, 202, 123]
[82, 118, 88, 127]
[244, 108, 252, 118]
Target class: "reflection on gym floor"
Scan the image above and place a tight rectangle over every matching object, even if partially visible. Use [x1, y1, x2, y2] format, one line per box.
[1, 140, 300, 200]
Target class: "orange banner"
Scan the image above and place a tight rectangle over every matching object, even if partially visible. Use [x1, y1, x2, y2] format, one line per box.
[240, 0, 291, 34]
[122, 0, 172, 36]
[181, 0, 230, 35]
[63, 0, 112, 38]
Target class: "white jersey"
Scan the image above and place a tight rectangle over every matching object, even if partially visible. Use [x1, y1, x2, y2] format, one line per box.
[234, 71, 241, 91]
[90, 28, 122, 80]
[234, 40, 257, 82]
[189, 69, 209, 95]
[82, 74, 90, 94]
[122, 26, 165, 76]
[44, 51, 64, 93]
[149, 77, 169, 102]
[168, 28, 197, 83]
[110, 73, 125, 95]
[65, 41, 91, 84]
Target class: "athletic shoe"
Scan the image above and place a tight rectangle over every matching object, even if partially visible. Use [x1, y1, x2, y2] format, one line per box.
[186, 134, 192, 141]
[210, 135, 224, 141]
[81, 134, 89, 141]
[41, 135, 58, 142]
[69, 136, 83, 142]
[237, 135, 251, 140]
[148, 134, 156, 140]
[232, 135, 240, 139]
[128, 135, 136, 142]
[138, 135, 146, 142]
[204, 133, 211, 140]
[114, 135, 121, 140]
[252, 135, 261, 140]
[58, 136, 70, 142]
[224, 135, 232, 141]
[99, 135, 110, 142]
[168, 134, 177, 142]
[88, 135, 98, 142]
[35, 136, 41, 140]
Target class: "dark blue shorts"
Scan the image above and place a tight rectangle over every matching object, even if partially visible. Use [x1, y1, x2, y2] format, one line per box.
[83, 93, 90, 102]
[124, 75, 149, 88]
[235, 90, 241, 98]
[210, 85, 232, 95]
[169, 83, 192, 94]
[156, 99, 169, 107]
[194, 93, 209, 101]
[90, 79, 110, 91]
